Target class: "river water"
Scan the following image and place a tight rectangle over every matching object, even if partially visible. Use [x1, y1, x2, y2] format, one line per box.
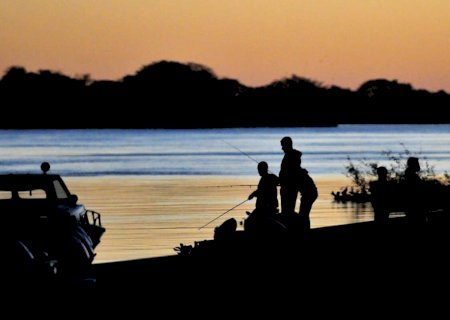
[2, 125, 449, 261]
[1, 124, 450, 177]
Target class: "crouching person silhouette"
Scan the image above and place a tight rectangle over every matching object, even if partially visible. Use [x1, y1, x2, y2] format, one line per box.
[244, 161, 284, 235]
[297, 167, 318, 230]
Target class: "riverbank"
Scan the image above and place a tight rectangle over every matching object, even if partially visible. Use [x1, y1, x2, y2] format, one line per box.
[85, 214, 450, 316]
[65, 175, 373, 263]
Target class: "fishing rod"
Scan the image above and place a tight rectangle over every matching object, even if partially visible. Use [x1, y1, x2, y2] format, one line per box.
[198, 140, 276, 230]
[222, 140, 260, 165]
[222, 140, 274, 174]
[198, 184, 257, 188]
[143, 227, 200, 230]
[198, 198, 249, 230]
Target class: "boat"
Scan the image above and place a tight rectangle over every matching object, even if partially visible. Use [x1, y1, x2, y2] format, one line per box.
[3, 162, 105, 284]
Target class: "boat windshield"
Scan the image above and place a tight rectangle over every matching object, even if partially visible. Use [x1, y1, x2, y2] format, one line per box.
[0, 175, 70, 200]
[53, 179, 69, 199]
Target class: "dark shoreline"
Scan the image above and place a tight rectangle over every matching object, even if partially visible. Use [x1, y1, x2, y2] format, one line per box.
[91, 216, 450, 288]
[10, 217, 449, 314]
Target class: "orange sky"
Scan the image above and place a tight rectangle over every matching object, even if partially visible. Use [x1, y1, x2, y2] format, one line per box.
[1, 0, 449, 92]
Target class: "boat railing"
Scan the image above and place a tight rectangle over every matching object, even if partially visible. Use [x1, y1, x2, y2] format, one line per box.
[82, 210, 103, 227]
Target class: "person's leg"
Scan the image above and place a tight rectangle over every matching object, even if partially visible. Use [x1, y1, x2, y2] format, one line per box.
[281, 187, 298, 214]
[299, 195, 317, 229]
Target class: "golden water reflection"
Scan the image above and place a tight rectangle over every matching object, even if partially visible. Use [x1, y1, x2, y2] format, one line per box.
[66, 176, 374, 263]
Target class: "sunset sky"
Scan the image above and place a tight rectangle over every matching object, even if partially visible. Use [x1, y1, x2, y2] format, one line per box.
[1, 0, 449, 92]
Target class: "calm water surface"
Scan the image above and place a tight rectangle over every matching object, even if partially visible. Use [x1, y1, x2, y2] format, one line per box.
[2, 125, 449, 261]
[1, 125, 450, 177]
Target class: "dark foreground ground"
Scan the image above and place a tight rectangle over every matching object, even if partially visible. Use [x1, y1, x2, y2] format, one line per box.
[92, 217, 450, 311]
[5, 217, 450, 315]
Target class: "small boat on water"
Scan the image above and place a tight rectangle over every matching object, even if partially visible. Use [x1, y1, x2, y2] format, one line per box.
[3, 162, 105, 283]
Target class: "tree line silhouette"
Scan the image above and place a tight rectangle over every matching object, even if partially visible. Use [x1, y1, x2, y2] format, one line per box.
[1, 60, 449, 128]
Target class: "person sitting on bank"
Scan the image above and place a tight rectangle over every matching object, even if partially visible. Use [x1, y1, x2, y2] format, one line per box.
[245, 161, 279, 232]
[248, 161, 279, 214]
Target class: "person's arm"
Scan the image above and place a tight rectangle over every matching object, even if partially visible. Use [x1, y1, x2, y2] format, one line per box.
[248, 190, 258, 200]
[274, 174, 280, 186]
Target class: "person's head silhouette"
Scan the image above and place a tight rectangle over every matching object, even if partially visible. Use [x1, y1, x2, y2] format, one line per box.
[257, 161, 269, 176]
[280, 136, 293, 153]
[377, 166, 388, 181]
[407, 157, 420, 172]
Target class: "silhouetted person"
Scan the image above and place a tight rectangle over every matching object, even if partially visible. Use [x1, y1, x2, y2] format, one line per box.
[369, 166, 391, 224]
[403, 157, 426, 224]
[297, 167, 318, 230]
[245, 162, 279, 233]
[279, 137, 302, 214]
[404, 157, 421, 182]
[248, 161, 279, 213]
[214, 218, 238, 241]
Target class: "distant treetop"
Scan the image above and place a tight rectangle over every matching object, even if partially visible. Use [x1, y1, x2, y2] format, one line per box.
[1, 60, 449, 128]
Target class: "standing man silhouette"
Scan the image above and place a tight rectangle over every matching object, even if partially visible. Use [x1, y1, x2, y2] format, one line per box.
[403, 157, 425, 224]
[279, 136, 302, 214]
[369, 166, 391, 224]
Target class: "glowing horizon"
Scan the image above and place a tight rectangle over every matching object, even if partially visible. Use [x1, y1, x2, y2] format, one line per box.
[1, 1, 449, 92]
